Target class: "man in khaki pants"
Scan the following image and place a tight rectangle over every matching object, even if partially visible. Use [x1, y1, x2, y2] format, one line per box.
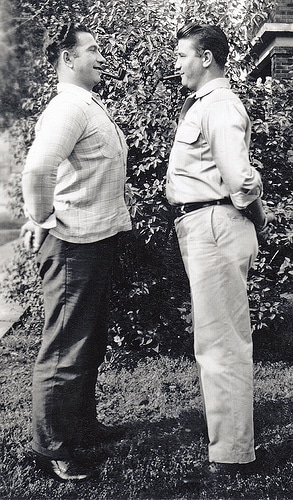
[166, 22, 273, 481]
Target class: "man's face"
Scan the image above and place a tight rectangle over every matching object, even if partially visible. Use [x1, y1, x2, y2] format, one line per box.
[175, 38, 205, 92]
[70, 32, 106, 90]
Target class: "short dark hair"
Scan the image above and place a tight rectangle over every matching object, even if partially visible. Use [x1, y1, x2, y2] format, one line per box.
[44, 23, 93, 67]
[177, 23, 229, 69]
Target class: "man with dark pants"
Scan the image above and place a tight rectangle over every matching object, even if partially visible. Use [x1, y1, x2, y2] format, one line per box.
[21, 23, 131, 480]
[166, 23, 273, 480]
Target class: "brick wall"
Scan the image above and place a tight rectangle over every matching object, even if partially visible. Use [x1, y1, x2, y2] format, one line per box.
[271, 0, 293, 79]
[272, 0, 293, 23]
[271, 46, 293, 79]
[249, 0, 293, 80]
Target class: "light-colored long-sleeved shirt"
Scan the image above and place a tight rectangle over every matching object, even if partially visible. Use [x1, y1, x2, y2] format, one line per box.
[166, 78, 262, 209]
[22, 83, 131, 243]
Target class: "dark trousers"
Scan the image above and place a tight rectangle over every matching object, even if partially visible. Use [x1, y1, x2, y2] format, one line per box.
[32, 234, 116, 459]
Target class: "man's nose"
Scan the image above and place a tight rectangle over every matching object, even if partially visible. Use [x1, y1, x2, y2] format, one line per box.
[175, 57, 181, 69]
[97, 52, 106, 64]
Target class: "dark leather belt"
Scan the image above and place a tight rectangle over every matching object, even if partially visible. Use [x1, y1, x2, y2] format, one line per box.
[171, 198, 232, 218]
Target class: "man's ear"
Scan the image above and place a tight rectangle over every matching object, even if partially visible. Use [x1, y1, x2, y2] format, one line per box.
[202, 50, 213, 68]
[61, 50, 73, 68]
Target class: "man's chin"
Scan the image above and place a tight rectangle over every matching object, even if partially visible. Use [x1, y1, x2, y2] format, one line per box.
[182, 79, 195, 91]
[92, 77, 101, 89]
[181, 76, 188, 87]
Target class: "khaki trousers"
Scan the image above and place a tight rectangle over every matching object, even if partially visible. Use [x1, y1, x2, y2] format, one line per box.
[175, 204, 258, 464]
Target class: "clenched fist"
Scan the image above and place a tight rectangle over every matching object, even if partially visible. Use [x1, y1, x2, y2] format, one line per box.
[20, 221, 48, 253]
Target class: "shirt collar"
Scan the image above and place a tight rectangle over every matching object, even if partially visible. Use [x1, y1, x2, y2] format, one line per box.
[57, 83, 93, 104]
[195, 78, 230, 99]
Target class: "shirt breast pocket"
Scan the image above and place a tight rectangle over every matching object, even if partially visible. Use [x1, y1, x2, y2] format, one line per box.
[99, 125, 122, 158]
[176, 123, 201, 145]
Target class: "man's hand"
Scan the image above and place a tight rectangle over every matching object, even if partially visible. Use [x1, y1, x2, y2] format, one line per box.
[242, 199, 276, 233]
[20, 221, 48, 253]
[264, 210, 275, 226]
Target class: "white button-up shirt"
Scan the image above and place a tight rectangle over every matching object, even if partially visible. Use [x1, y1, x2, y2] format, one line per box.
[22, 83, 131, 243]
[166, 78, 262, 209]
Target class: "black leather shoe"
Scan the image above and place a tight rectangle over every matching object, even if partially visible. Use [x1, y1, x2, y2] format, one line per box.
[182, 459, 258, 485]
[34, 454, 93, 481]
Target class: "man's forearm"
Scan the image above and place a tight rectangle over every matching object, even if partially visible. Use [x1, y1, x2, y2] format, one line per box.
[22, 170, 56, 225]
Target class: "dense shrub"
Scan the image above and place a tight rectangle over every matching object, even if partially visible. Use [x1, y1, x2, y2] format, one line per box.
[1, 241, 44, 319]
[2, 0, 292, 355]
[237, 79, 293, 332]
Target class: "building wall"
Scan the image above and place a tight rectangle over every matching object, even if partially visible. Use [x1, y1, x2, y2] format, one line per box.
[250, 0, 293, 80]
[274, 0, 293, 79]
[272, 0, 293, 23]
[271, 45, 293, 79]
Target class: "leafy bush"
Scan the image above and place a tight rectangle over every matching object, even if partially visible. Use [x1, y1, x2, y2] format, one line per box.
[237, 78, 293, 331]
[2, 0, 292, 355]
[1, 241, 44, 319]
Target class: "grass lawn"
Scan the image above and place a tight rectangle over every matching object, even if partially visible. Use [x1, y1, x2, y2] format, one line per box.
[0, 314, 292, 499]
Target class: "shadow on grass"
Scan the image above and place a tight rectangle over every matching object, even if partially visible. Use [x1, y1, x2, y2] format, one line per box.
[253, 299, 293, 363]
[1, 313, 292, 499]
[1, 409, 207, 496]
[78, 408, 291, 500]
[254, 397, 292, 472]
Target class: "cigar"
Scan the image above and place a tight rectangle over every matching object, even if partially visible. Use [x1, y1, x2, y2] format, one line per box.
[161, 73, 181, 81]
[100, 68, 126, 80]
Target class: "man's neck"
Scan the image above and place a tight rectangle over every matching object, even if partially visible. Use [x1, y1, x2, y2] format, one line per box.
[57, 73, 93, 92]
[195, 69, 225, 92]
